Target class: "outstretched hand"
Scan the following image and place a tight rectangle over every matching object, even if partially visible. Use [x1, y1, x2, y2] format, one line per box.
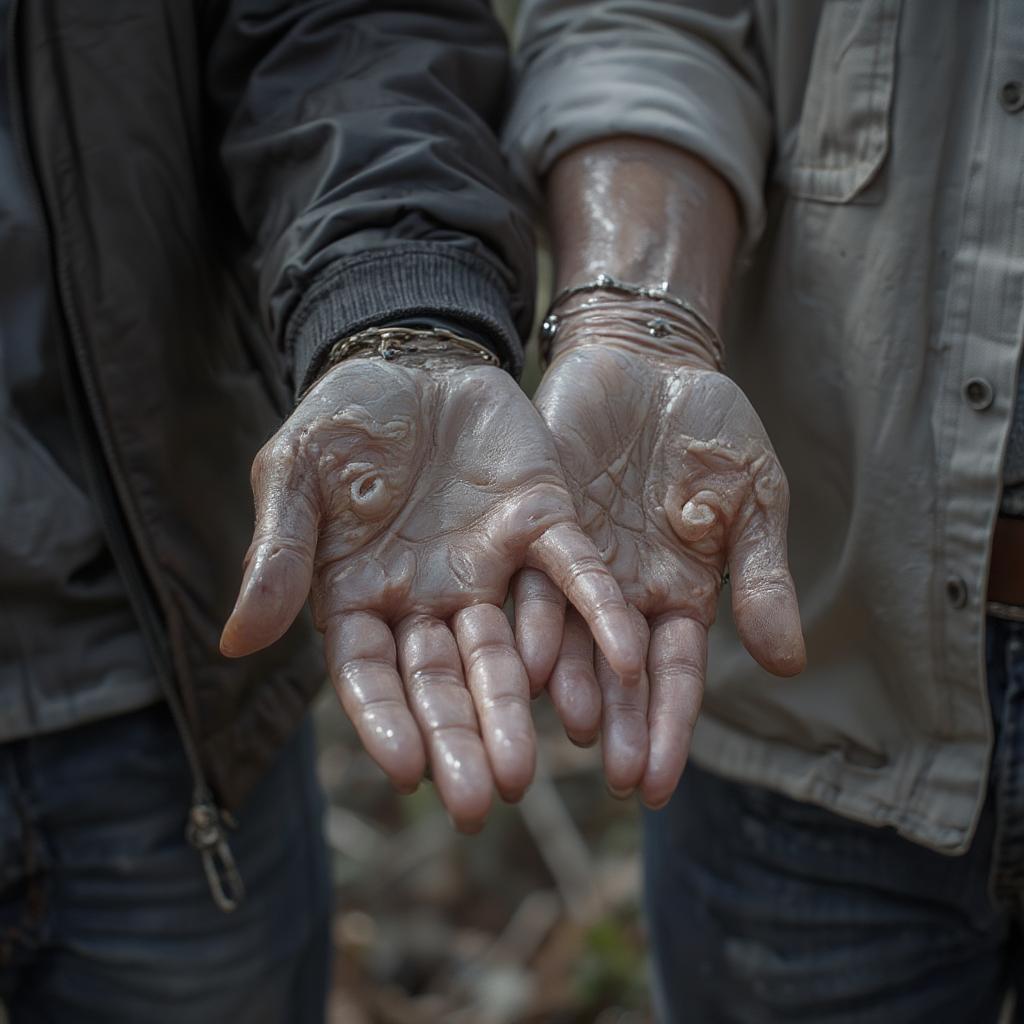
[516, 343, 805, 809]
[221, 353, 642, 831]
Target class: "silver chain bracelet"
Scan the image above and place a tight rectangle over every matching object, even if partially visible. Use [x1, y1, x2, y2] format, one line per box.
[539, 272, 725, 367]
[304, 325, 501, 397]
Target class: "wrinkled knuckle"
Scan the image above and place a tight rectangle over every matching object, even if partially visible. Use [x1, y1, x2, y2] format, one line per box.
[338, 657, 396, 680]
[518, 585, 565, 609]
[479, 692, 529, 714]
[355, 695, 406, 715]
[650, 652, 703, 678]
[408, 668, 462, 694]
[603, 699, 646, 720]
[465, 641, 517, 672]
[250, 443, 272, 489]
[432, 722, 481, 743]
[734, 571, 794, 602]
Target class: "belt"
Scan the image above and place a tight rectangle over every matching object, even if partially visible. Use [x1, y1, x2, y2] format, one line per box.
[989, 515, 1024, 611]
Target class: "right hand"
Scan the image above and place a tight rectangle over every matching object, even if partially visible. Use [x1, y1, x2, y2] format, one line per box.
[515, 341, 805, 809]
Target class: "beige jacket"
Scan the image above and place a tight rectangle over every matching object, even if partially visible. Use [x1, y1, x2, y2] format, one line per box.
[506, 0, 1024, 853]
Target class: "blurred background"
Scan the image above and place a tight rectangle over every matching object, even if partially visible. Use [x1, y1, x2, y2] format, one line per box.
[318, 4, 653, 1022]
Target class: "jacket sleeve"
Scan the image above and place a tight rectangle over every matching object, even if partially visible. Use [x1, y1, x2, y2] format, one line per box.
[504, 0, 773, 255]
[204, 0, 535, 396]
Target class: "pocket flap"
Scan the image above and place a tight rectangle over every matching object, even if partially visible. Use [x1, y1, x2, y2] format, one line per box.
[779, 0, 902, 204]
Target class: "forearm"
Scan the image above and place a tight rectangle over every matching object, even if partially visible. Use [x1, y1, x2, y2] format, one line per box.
[546, 136, 740, 335]
[206, 0, 534, 393]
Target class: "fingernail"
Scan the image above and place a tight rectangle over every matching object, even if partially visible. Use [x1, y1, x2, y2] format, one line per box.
[233, 546, 261, 606]
[219, 615, 244, 658]
[607, 784, 634, 801]
[567, 732, 598, 749]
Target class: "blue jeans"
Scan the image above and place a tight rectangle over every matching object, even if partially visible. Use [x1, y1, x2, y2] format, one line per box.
[645, 617, 1024, 1023]
[0, 703, 330, 1023]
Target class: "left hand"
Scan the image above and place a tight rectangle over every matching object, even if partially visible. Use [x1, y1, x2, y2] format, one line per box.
[220, 353, 642, 830]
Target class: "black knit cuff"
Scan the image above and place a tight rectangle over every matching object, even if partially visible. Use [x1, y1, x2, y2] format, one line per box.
[286, 243, 524, 401]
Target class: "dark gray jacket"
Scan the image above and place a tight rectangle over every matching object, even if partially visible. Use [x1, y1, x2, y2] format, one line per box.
[13, 0, 533, 873]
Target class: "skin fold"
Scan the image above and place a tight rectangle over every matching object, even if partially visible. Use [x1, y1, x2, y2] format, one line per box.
[514, 137, 806, 809]
[220, 350, 642, 832]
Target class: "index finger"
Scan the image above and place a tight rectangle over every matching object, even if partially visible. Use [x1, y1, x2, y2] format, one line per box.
[526, 522, 643, 686]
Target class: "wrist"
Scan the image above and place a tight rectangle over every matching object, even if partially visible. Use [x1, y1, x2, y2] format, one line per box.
[548, 335, 720, 376]
[543, 286, 723, 372]
[305, 325, 499, 397]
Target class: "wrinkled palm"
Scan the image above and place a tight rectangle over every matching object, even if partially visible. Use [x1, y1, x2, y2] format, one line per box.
[221, 356, 641, 830]
[516, 344, 804, 808]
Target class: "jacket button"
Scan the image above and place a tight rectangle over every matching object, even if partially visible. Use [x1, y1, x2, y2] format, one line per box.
[964, 377, 994, 410]
[946, 576, 968, 609]
[1000, 80, 1024, 113]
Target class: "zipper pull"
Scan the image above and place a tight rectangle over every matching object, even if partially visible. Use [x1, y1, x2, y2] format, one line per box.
[187, 800, 246, 913]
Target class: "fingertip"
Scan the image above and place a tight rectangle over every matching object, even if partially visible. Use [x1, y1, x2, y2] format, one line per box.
[594, 618, 645, 688]
[379, 739, 428, 794]
[520, 639, 559, 697]
[549, 676, 601, 742]
[765, 625, 807, 676]
[734, 589, 807, 678]
[639, 759, 686, 811]
[218, 628, 246, 660]
[602, 737, 648, 799]
[497, 777, 530, 806]
[492, 747, 536, 805]
[450, 814, 487, 836]
[445, 786, 493, 834]
[743, 630, 807, 678]
[640, 791, 673, 812]
[221, 545, 311, 659]
[218, 606, 261, 659]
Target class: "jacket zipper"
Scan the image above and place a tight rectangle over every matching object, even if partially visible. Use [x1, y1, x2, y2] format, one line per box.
[7, 0, 243, 912]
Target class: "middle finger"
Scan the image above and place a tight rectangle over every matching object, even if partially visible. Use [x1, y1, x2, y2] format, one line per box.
[396, 614, 493, 832]
[453, 603, 536, 803]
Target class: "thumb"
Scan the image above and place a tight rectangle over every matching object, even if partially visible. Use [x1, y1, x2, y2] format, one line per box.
[220, 439, 320, 658]
[727, 470, 806, 677]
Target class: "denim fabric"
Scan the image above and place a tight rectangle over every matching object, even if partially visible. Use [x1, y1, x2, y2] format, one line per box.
[0, 703, 330, 1023]
[644, 617, 1024, 1023]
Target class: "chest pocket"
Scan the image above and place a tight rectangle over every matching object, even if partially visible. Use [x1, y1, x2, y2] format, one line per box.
[778, 0, 902, 203]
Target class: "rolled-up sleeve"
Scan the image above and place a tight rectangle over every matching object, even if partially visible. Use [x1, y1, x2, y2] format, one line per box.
[505, 0, 773, 252]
